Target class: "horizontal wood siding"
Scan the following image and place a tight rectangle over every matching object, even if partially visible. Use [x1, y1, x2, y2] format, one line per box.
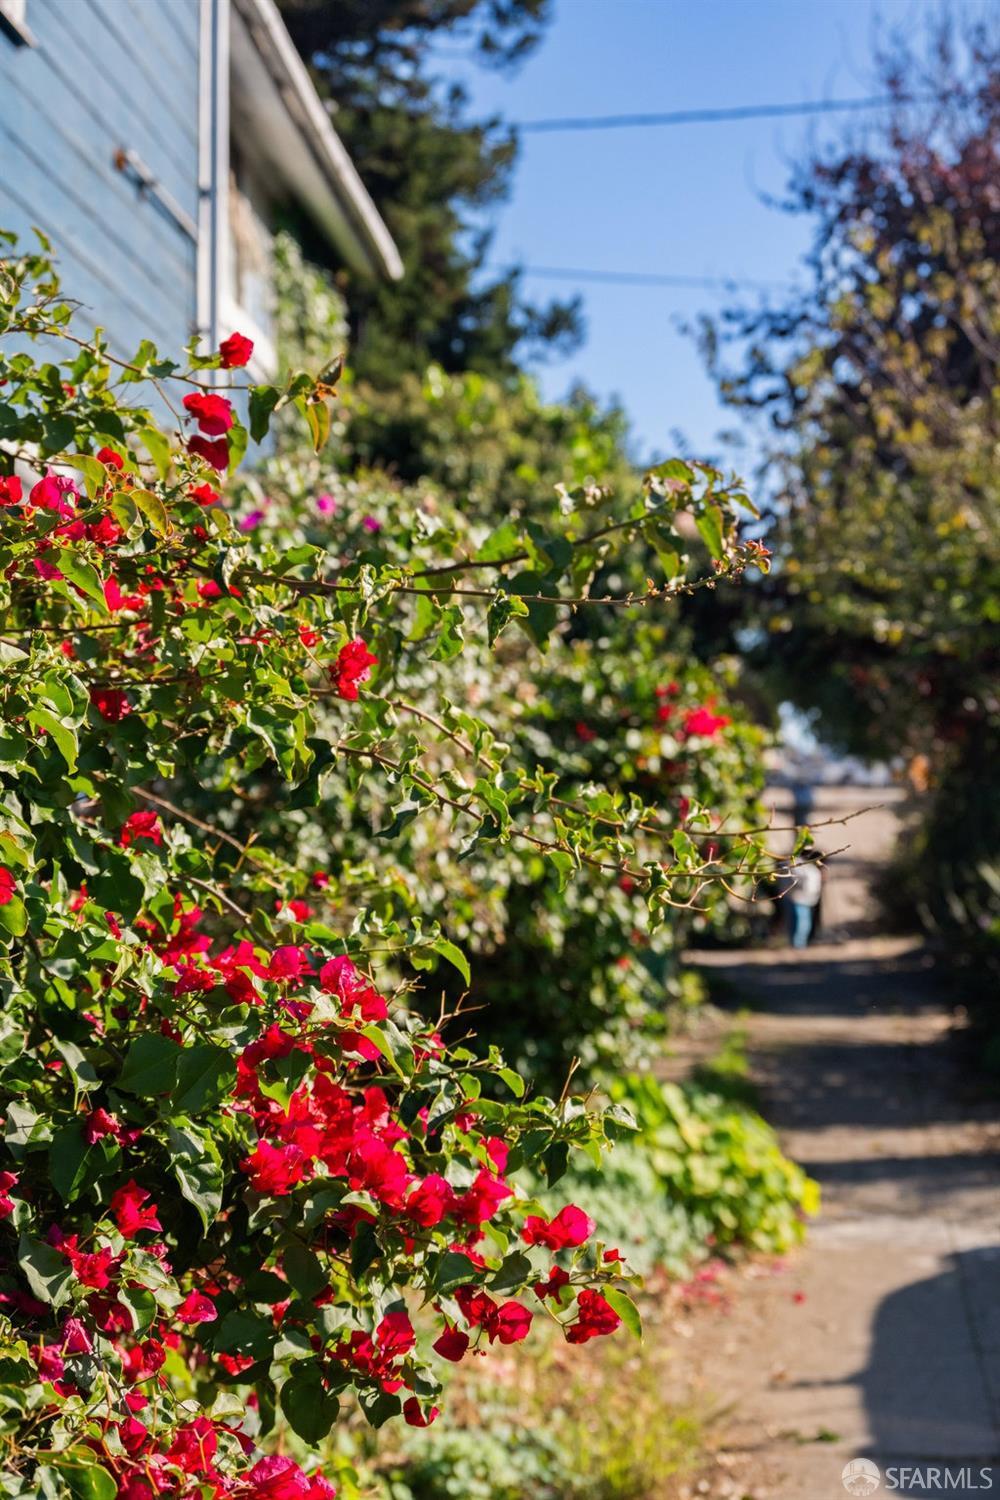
[0, 0, 201, 360]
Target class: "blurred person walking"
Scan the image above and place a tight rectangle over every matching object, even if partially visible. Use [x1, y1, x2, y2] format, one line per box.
[779, 851, 824, 949]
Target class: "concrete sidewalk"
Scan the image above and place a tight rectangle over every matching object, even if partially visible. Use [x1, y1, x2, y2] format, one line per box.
[685, 790, 1000, 1500]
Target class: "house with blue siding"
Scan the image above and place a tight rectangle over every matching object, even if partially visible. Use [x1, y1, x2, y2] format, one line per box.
[0, 0, 401, 374]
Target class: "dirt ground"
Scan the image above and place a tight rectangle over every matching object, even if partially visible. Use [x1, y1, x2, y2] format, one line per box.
[674, 786, 1000, 1500]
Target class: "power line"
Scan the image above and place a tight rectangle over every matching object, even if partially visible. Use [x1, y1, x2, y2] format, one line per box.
[491, 263, 795, 292]
[516, 92, 922, 134]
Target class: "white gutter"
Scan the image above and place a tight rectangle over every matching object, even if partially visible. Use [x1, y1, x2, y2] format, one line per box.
[231, 0, 403, 282]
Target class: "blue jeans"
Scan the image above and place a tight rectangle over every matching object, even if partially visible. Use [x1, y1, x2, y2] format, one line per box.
[789, 902, 814, 949]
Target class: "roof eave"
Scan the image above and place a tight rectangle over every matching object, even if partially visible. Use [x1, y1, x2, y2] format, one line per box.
[230, 0, 403, 283]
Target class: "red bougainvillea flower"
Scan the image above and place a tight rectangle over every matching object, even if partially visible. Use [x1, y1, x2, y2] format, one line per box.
[0, 1169, 18, 1220]
[245, 1455, 336, 1499]
[682, 705, 731, 739]
[485, 1137, 509, 1173]
[117, 1416, 151, 1456]
[266, 944, 314, 983]
[96, 446, 124, 471]
[61, 1239, 119, 1289]
[219, 331, 253, 368]
[30, 474, 76, 518]
[166, 1416, 218, 1475]
[175, 1289, 218, 1324]
[453, 1168, 512, 1225]
[0, 869, 15, 906]
[318, 955, 387, 1021]
[61, 1317, 93, 1354]
[433, 1325, 470, 1362]
[182, 391, 235, 436]
[89, 687, 131, 722]
[406, 1173, 455, 1228]
[494, 1300, 533, 1344]
[110, 1180, 162, 1238]
[565, 1288, 622, 1344]
[241, 1140, 307, 1196]
[188, 434, 230, 471]
[522, 1204, 595, 1251]
[189, 482, 220, 506]
[0, 475, 23, 505]
[533, 1265, 571, 1302]
[104, 578, 145, 613]
[331, 638, 378, 701]
[118, 810, 163, 848]
[376, 1310, 415, 1361]
[83, 1108, 120, 1144]
[33, 1343, 65, 1383]
[403, 1397, 440, 1428]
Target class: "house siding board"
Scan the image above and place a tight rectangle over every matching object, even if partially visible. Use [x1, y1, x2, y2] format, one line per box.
[0, 0, 201, 362]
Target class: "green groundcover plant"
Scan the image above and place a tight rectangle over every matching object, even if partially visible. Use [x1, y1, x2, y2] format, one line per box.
[0, 233, 777, 1498]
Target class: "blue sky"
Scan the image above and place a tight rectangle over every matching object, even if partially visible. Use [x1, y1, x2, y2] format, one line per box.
[434, 0, 955, 469]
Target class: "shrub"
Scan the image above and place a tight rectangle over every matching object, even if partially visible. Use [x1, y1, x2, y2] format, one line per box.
[0, 233, 774, 1495]
[533, 1074, 819, 1276]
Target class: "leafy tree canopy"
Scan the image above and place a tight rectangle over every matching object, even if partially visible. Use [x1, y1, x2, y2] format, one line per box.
[277, 0, 582, 386]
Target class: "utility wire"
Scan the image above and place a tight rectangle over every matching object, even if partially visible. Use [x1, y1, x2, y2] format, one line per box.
[490, 263, 795, 292]
[516, 92, 922, 133]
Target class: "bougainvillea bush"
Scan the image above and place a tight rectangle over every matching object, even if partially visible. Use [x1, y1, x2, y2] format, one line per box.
[261, 232, 772, 1094]
[214, 451, 770, 1093]
[0, 233, 774, 1498]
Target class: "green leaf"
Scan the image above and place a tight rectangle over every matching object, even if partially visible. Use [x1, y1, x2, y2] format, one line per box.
[49, 1449, 117, 1500]
[49, 1123, 94, 1202]
[0, 894, 27, 939]
[118, 1284, 157, 1335]
[432, 1249, 479, 1293]
[476, 519, 523, 563]
[171, 1043, 236, 1114]
[54, 1038, 101, 1092]
[543, 1139, 569, 1186]
[118, 1034, 180, 1095]
[139, 427, 172, 479]
[49, 452, 107, 500]
[359, 1387, 401, 1428]
[301, 398, 331, 453]
[603, 1287, 643, 1340]
[490, 1250, 533, 1293]
[249, 385, 281, 443]
[132, 487, 170, 536]
[430, 604, 464, 662]
[430, 937, 470, 987]
[89, 848, 145, 922]
[28, 705, 78, 771]
[508, 571, 558, 649]
[280, 1364, 340, 1443]
[695, 505, 725, 560]
[167, 1120, 223, 1232]
[227, 421, 249, 473]
[283, 1240, 327, 1300]
[17, 1232, 73, 1307]
[214, 1309, 275, 1360]
[497, 1067, 526, 1099]
[359, 1024, 405, 1078]
[54, 551, 108, 614]
[486, 590, 529, 646]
